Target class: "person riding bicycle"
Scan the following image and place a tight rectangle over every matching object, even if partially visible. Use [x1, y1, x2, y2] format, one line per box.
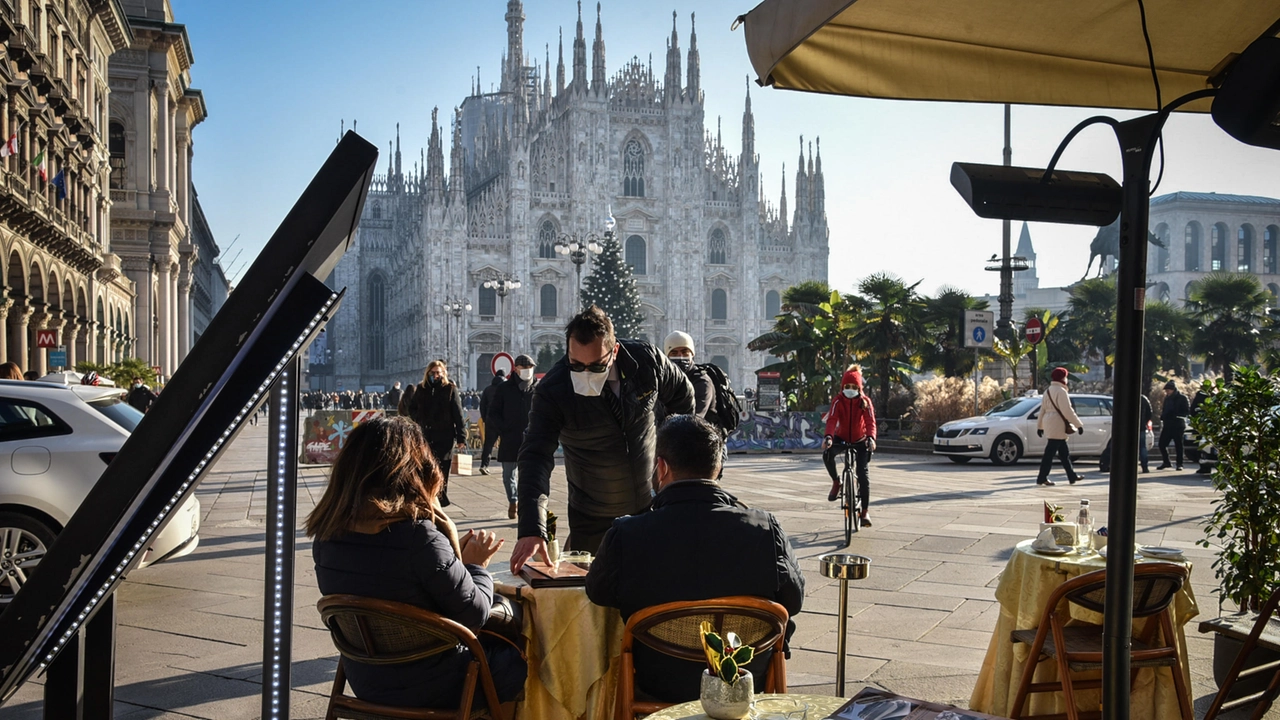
[822, 365, 877, 527]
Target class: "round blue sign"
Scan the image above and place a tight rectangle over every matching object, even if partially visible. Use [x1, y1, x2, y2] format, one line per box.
[972, 327, 986, 343]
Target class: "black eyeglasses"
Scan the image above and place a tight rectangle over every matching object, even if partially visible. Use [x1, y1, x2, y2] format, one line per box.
[568, 348, 613, 374]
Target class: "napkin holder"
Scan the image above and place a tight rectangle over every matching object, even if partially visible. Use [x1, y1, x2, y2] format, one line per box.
[1039, 522, 1078, 547]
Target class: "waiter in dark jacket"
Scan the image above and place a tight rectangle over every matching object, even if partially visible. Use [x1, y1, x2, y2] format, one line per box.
[509, 306, 694, 571]
[1158, 380, 1190, 470]
[482, 355, 538, 520]
[586, 415, 805, 703]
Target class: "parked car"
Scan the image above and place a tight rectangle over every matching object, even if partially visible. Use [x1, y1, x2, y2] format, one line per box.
[933, 393, 1115, 466]
[0, 380, 200, 604]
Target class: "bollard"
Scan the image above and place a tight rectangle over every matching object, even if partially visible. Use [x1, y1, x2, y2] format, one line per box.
[819, 553, 871, 697]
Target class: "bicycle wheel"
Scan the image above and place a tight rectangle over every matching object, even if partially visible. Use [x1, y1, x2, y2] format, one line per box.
[843, 465, 856, 545]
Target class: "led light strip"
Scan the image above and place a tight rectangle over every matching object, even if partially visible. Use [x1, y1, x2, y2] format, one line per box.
[267, 364, 291, 719]
[38, 293, 339, 672]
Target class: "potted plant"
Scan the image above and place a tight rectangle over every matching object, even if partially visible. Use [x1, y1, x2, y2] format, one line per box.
[545, 511, 560, 566]
[699, 621, 756, 719]
[1192, 366, 1280, 693]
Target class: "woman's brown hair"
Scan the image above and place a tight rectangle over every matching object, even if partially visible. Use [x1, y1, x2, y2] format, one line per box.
[0, 362, 22, 381]
[305, 416, 442, 541]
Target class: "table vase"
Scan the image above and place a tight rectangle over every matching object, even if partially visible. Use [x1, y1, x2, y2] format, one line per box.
[547, 538, 561, 567]
[700, 669, 753, 719]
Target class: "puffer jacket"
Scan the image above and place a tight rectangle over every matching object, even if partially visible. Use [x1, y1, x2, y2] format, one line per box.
[1037, 381, 1083, 440]
[483, 375, 537, 463]
[517, 339, 695, 538]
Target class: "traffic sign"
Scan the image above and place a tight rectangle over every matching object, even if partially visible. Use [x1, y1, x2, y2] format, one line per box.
[1025, 316, 1044, 344]
[36, 330, 58, 348]
[48, 350, 66, 369]
[964, 310, 994, 348]
[491, 352, 514, 378]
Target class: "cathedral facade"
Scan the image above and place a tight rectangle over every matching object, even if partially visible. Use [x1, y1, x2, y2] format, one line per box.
[326, 2, 829, 392]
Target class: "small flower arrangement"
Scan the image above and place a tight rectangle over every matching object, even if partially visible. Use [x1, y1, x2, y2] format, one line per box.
[700, 621, 755, 685]
[1043, 502, 1065, 523]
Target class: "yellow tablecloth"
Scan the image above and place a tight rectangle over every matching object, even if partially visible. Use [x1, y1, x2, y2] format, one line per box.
[644, 693, 848, 719]
[511, 583, 624, 720]
[969, 540, 1198, 720]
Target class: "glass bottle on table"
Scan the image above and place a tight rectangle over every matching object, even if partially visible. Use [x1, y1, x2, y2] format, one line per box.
[1076, 499, 1093, 553]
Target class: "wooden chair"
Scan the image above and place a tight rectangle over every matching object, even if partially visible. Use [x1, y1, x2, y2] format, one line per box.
[1009, 563, 1193, 720]
[614, 596, 789, 720]
[317, 594, 507, 720]
[1199, 587, 1280, 720]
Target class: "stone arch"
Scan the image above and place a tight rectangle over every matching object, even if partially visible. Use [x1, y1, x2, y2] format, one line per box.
[1154, 282, 1170, 302]
[765, 289, 781, 318]
[625, 235, 646, 275]
[536, 215, 559, 259]
[539, 283, 557, 317]
[711, 288, 728, 321]
[1267, 225, 1280, 274]
[28, 258, 46, 308]
[1211, 222, 1229, 271]
[7, 249, 26, 298]
[621, 131, 652, 198]
[1153, 222, 1170, 273]
[96, 296, 106, 362]
[45, 269, 61, 315]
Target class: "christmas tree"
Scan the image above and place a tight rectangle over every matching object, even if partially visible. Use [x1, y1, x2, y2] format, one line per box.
[580, 231, 645, 338]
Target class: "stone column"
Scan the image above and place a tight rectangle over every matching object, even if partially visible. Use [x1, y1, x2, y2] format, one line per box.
[28, 312, 47, 376]
[155, 83, 170, 193]
[168, 266, 178, 370]
[65, 319, 78, 369]
[177, 278, 190, 362]
[46, 312, 66, 371]
[156, 261, 171, 374]
[12, 305, 31, 373]
[0, 299, 9, 365]
[123, 258, 154, 364]
[175, 127, 190, 224]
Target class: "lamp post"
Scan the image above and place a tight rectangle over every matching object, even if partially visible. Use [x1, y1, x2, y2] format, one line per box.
[555, 227, 603, 312]
[442, 296, 471, 377]
[482, 274, 521, 352]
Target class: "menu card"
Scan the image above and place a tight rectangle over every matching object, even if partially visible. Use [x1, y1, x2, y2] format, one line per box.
[824, 688, 1006, 720]
[517, 559, 589, 588]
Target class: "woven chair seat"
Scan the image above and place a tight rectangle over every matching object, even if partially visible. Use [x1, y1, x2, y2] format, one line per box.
[1011, 625, 1180, 671]
[637, 611, 776, 658]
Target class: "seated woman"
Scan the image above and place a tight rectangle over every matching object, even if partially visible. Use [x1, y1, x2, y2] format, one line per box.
[306, 416, 526, 710]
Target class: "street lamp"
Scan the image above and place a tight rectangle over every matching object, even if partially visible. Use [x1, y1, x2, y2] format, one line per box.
[555, 226, 603, 312]
[442, 296, 471, 375]
[482, 274, 521, 352]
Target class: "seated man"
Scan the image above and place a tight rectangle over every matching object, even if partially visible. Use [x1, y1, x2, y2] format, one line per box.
[586, 415, 804, 703]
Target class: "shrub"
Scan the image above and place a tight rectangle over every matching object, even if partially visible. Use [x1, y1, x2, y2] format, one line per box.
[912, 376, 1011, 431]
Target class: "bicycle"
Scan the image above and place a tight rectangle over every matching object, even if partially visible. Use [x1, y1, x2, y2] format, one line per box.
[836, 441, 863, 546]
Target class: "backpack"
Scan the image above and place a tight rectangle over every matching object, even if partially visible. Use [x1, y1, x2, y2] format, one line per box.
[698, 363, 742, 434]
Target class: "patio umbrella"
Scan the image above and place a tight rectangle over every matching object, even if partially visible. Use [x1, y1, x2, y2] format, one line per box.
[739, 2, 1280, 717]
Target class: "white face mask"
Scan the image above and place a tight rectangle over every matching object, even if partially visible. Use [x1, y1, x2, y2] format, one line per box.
[571, 368, 610, 396]
[517, 367, 535, 381]
[843, 388, 860, 398]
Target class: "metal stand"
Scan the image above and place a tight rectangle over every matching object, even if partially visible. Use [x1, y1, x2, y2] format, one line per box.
[263, 357, 301, 720]
[44, 592, 115, 720]
[819, 553, 871, 696]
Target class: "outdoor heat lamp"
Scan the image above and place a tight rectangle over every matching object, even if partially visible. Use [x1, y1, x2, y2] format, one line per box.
[1212, 36, 1280, 150]
[0, 132, 379, 718]
[949, 162, 1122, 226]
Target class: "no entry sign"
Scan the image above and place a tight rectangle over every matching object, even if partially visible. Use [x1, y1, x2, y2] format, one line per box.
[491, 352, 514, 378]
[1025, 317, 1044, 344]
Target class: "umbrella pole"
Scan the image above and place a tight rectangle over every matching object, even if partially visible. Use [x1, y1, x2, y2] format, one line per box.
[1102, 113, 1160, 720]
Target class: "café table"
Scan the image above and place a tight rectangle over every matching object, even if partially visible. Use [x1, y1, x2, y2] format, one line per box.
[643, 693, 849, 719]
[495, 579, 624, 720]
[969, 539, 1198, 720]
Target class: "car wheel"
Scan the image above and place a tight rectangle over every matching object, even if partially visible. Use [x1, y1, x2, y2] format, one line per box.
[0, 512, 57, 606]
[990, 434, 1023, 466]
[948, 456, 972, 464]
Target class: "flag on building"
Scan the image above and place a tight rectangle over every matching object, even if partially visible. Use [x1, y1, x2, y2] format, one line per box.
[31, 150, 46, 181]
[0, 132, 16, 158]
[50, 170, 66, 200]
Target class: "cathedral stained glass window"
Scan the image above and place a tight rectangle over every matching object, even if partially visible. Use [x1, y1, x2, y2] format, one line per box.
[626, 235, 646, 275]
[709, 228, 727, 264]
[765, 290, 781, 318]
[539, 220, 556, 259]
[479, 286, 497, 317]
[711, 288, 727, 321]
[368, 274, 387, 371]
[540, 284, 558, 317]
[624, 139, 645, 197]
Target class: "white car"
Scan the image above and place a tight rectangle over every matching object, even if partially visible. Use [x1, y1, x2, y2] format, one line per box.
[933, 393, 1115, 465]
[0, 380, 200, 604]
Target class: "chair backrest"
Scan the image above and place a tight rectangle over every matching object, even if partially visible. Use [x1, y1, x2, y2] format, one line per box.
[625, 596, 788, 662]
[1051, 562, 1188, 619]
[317, 594, 471, 665]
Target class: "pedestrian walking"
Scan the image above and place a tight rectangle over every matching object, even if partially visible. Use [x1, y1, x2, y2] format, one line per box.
[482, 355, 538, 520]
[409, 360, 467, 506]
[1157, 380, 1190, 470]
[1035, 367, 1085, 486]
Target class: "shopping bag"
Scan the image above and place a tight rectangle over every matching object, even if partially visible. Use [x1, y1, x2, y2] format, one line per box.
[451, 452, 473, 476]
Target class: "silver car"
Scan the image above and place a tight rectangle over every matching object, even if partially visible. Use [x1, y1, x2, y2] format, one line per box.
[0, 380, 200, 604]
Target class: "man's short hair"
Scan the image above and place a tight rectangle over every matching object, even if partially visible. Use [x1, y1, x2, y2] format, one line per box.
[656, 415, 723, 480]
[565, 305, 616, 347]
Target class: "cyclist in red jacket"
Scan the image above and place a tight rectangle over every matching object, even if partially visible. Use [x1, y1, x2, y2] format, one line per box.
[823, 365, 878, 527]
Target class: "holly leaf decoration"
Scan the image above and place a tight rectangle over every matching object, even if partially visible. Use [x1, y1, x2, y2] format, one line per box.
[718, 656, 739, 684]
[731, 645, 755, 665]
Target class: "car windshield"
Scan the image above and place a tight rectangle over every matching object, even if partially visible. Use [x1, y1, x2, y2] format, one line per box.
[985, 397, 1041, 417]
[88, 396, 143, 433]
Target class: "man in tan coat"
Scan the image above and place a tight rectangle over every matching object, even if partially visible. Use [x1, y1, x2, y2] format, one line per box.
[1035, 366, 1085, 486]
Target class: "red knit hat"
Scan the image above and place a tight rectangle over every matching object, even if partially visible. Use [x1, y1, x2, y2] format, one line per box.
[1051, 367, 1068, 383]
[841, 365, 864, 389]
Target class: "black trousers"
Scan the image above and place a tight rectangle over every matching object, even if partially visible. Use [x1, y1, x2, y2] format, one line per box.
[822, 441, 871, 512]
[1159, 419, 1185, 466]
[1037, 438, 1080, 482]
[566, 505, 618, 554]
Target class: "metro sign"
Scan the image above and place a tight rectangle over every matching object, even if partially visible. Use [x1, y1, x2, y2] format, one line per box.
[36, 330, 58, 348]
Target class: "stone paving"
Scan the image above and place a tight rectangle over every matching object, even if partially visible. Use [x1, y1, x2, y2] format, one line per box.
[1, 421, 1275, 719]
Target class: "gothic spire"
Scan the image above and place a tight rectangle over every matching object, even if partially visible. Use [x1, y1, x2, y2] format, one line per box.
[794, 137, 809, 225]
[543, 44, 552, 109]
[572, 1, 587, 93]
[686, 12, 700, 101]
[664, 10, 682, 105]
[505, 0, 525, 95]
[591, 2, 606, 95]
[741, 76, 755, 163]
[394, 123, 402, 181]
[449, 108, 466, 201]
[779, 164, 788, 233]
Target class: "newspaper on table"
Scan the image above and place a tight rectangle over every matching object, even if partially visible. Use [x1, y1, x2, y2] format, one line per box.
[824, 688, 1007, 720]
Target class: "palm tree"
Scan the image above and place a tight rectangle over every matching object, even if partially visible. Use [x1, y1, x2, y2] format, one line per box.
[1186, 272, 1274, 382]
[1063, 276, 1117, 379]
[920, 287, 989, 378]
[1142, 300, 1194, 385]
[849, 273, 925, 411]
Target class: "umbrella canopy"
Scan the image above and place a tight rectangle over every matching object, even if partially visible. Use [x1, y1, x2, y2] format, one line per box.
[742, 0, 1279, 111]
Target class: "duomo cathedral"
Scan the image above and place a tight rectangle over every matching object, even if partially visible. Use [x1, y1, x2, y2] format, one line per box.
[325, 1, 829, 392]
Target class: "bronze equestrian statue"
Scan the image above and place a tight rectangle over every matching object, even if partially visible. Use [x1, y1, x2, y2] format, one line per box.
[1081, 219, 1166, 280]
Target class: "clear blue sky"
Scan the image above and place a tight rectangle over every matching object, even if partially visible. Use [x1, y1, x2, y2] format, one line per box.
[175, 0, 1280, 298]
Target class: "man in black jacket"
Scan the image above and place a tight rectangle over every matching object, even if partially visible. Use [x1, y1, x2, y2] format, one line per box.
[585, 415, 805, 703]
[1158, 380, 1190, 470]
[509, 306, 694, 570]
[482, 354, 538, 520]
[478, 371, 506, 473]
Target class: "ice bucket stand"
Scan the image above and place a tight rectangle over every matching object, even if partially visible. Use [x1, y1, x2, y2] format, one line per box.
[819, 553, 871, 696]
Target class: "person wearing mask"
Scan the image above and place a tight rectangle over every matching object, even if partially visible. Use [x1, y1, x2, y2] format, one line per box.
[482, 355, 538, 520]
[1035, 367, 1085, 486]
[127, 377, 159, 413]
[509, 306, 694, 572]
[822, 365, 877, 526]
[661, 331, 714, 418]
[1158, 380, 1190, 470]
[410, 360, 467, 506]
